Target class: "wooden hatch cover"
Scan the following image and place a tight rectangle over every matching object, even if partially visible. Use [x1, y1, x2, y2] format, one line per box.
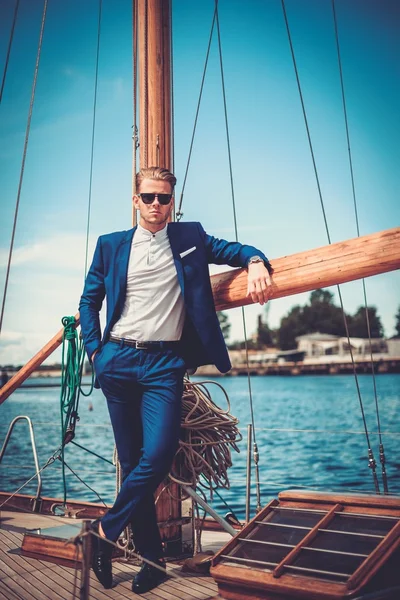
[210, 491, 400, 600]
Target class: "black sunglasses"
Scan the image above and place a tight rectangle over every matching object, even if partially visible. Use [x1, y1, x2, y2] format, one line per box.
[138, 193, 173, 205]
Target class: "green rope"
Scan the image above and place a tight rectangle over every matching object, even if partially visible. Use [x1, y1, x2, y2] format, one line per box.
[60, 316, 94, 504]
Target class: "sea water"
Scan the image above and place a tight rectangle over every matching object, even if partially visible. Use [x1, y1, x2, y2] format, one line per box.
[1, 374, 399, 520]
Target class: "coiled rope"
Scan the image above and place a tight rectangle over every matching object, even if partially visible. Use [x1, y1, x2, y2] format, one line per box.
[169, 378, 242, 494]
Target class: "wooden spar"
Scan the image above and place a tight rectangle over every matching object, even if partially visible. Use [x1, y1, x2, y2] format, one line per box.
[212, 226, 400, 311]
[0, 312, 80, 404]
[138, 0, 172, 169]
[0, 226, 399, 404]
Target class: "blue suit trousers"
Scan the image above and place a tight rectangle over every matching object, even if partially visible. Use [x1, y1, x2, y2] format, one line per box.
[95, 341, 186, 560]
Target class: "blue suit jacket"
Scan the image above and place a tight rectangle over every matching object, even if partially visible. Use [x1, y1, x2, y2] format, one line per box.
[79, 221, 270, 376]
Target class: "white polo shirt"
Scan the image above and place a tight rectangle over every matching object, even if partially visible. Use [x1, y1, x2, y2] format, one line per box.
[110, 224, 185, 341]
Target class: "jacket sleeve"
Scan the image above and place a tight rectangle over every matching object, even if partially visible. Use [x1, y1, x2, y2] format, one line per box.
[200, 223, 273, 273]
[78, 237, 106, 361]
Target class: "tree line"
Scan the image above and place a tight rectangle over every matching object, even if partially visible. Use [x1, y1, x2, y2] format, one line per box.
[219, 289, 400, 351]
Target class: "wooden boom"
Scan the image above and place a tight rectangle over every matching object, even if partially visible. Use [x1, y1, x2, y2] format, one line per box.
[0, 226, 399, 404]
[212, 226, 400, 310]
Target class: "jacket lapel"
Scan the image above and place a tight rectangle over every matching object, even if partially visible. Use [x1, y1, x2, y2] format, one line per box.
[167, 224, 185, 296]
[116, 227, 136, 306]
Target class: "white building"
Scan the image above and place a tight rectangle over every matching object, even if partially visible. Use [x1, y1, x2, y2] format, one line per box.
[296, 332, 388, 360]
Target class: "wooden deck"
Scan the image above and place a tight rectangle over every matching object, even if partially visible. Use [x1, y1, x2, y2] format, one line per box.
[0, 511, 228, 599]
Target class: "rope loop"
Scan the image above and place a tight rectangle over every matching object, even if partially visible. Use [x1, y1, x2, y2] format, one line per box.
[62, 316, 77, 340]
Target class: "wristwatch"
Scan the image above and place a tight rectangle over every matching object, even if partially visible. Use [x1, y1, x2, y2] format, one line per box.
[247, 255, 264, 266]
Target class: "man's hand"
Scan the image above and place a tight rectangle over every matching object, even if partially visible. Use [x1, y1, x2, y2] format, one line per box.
[247, 262, 272, 306]
[91, 350, 98, 362]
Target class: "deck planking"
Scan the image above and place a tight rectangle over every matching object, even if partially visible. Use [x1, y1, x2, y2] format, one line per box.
[0, 511, 224, 600]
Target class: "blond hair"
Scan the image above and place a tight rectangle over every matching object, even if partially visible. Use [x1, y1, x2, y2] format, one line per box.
[135, 167, 177, 193]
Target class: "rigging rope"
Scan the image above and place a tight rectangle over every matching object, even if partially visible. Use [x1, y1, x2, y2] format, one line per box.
[61, 457, 108, 507]
[0, 446, 61, 510]
[331, 0, 388, 494]
[0, 0, 48, 337]
[199, 473, 241, 524]
[214, 1, 263, 512]
[70, 439, 114, 465]
[281, 0, 380, 493]
[176, 4, 217, 221]
[83, 0, 103, 279]
[0, 0, 20, 104]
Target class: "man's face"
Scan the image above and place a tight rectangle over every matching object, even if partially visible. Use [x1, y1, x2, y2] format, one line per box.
[133, 178, 174, 232]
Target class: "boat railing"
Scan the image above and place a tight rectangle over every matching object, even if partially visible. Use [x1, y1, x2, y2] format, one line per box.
[0, 415, 42, 511]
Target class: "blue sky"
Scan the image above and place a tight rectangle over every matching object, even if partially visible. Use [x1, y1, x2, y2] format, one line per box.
[0, 0, 399, 365]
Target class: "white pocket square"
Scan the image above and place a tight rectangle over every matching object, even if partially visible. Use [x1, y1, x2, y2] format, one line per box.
[180, 246, 196, 258]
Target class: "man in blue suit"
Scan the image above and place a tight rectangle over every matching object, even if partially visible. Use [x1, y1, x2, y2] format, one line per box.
[79, 166, 272, 594]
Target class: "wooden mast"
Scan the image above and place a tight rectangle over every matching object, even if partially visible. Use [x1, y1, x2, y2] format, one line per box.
[136, 0, 182, 554]
[137, 0, 172, 170]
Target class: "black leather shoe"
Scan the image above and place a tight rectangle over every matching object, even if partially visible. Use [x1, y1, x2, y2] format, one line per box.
[132, 560, 167, 594]
[90, 519, 113, 589]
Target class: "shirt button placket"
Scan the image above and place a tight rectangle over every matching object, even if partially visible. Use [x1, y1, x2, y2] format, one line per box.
[148, 235, 155, 265]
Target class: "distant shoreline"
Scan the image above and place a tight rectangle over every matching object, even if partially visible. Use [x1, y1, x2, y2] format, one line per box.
[1, 356, 399, 388]
[195, 357, 400, 377]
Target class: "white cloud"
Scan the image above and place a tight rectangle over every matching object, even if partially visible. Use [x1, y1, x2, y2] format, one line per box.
[0, 330, 24, 347]
[0, 232, 100, 365]
[0, 331, 49, 365]
[0, 232, 95, 272]
[62, 66, 78, 78]
[112, 77, 126, 101]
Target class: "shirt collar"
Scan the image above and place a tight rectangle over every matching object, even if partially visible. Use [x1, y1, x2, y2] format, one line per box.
[136, 223, 168, 241]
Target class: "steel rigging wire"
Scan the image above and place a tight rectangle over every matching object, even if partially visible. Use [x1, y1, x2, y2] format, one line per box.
[176, 0, 266, 514]
[214, 1, 265, 513]
[280, 0, 380, 493]
[0, 0, 48, 337]
[176, 3, 218, 221]
[331, 0, 388, 493]
[0, 0, 20, 104]
[177, 0, 274, 514]
[83, 0, 103, 279]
